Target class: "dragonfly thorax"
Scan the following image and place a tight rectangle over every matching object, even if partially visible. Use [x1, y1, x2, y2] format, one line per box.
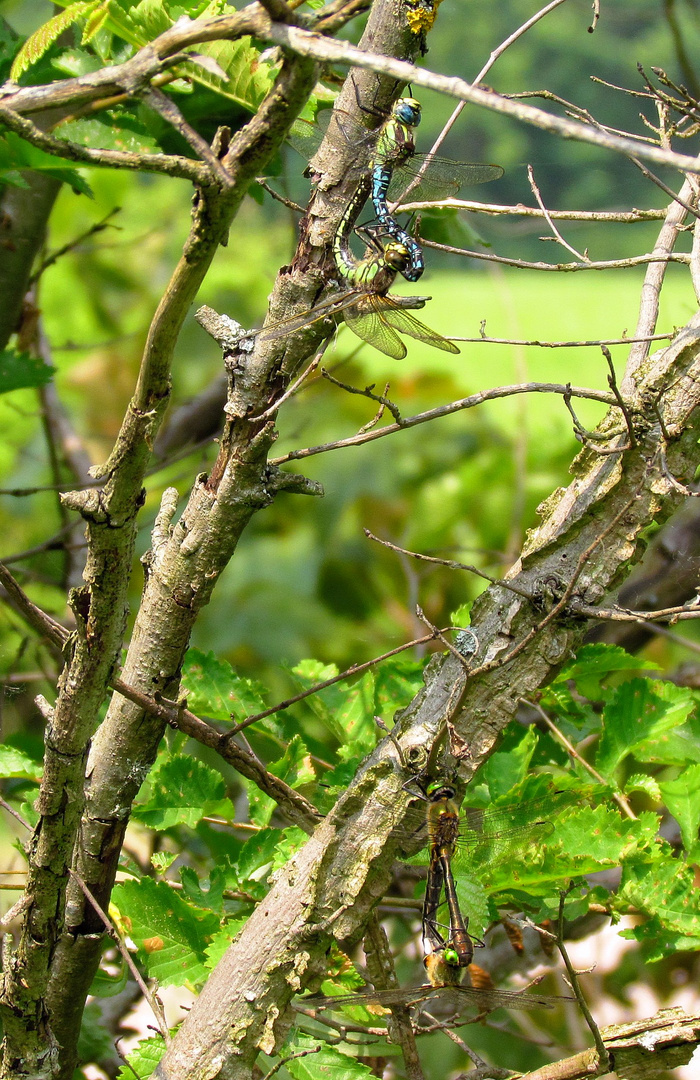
[392, 98, 422, 127]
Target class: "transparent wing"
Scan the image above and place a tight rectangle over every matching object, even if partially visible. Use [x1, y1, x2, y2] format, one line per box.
[342, 303, 407, 360]
[377, 297, 460, 354]
[301, 983, 566, 1014]
[287, 108, 375, 163]
[256, 288, 362, 343]
[388, 157, 504, 203]
[406, 787, 590, 868]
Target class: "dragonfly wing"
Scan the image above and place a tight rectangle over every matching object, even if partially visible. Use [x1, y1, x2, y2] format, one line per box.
[343, 304, 407, 360]
[388, 157, 504, 202]
[257, 289, 360, 343]
[379, 299, 460, 354]
[450, 985, 565, 1012]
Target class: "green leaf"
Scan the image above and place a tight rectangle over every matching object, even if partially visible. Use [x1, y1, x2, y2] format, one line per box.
[374, 658, 424, 723]
[658, 765, 700, 853]
[282, 1029, 378, 1080]
[621, 853, 700, 949]
[54, 113, 160, 155]
[77, 1001, 115, 1063]
[557, 643, 658, 700]
[151, 851, 177, 873]
[249, 736, 315, 827]
[134, 753, 235, 829]
[235, 827, 286, 889]
[473, 726, 539, 799]
[595, 679, 695, 778]
[0, 349, 54, 395]
[624, 774, 661, 801]
[82, 1, 112, 42]
[204, 918, 248, 969]
[10, 2, 99, 80]
[112, 877, 219, 987]
[182, 647, 267, 722]
[0, 132, 92, 196]
[180, 865, 225, 913]
[88, 959, 129, 998]
[116, 1034, 165, 1080]
[0, 744, 42, 780]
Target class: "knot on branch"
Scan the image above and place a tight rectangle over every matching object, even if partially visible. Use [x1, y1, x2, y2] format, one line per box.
[266, 468, 324, 497]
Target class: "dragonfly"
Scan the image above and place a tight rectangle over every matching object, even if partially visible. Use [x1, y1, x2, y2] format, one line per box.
[421, 781, 474, 967]
[404, 781, 588, 967]
[253, 182, 460, 360]
[289, 95, 504, 282]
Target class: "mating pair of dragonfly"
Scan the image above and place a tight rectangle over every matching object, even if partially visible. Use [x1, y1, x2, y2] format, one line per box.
[255, 95, 503, 359]
[300, 780, 583, 1020]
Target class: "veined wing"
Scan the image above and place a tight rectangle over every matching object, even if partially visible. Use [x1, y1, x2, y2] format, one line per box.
[255, 288, 364, 344]
[405, 787, 590, 868]
[377, 297, 460, 354]
[387, 157, 504, 204]
[342, 303, 407, 360]
[301, 982, 567, 1014]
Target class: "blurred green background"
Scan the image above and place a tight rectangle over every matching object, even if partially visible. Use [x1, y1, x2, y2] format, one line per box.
[1, 0, 699, 701]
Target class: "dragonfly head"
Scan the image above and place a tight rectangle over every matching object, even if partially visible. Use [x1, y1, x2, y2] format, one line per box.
[393, 98, 422, 127]
[383, 241, 410, 271]
[426, 780, 456, 803]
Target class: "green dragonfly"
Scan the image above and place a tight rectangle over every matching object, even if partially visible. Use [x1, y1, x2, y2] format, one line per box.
[253, 180, 460, 360]
[407, 781, 591, 967]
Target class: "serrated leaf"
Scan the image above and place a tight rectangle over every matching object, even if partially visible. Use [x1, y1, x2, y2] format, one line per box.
[112, 877, 218, 987]
[0, 744, 42, 780]
[596, 680, 695, 778]
[133, 753, 234, 829]
[374, 658, 424, 723]
[182, 647, 267, 722]
[204, 918, 248, 969]
[475, 726, 538, 799]
[624, 774, 662, 801]
[77, 1001, 115, 1062]
[658, 765, 700, 853]
[621, 853, 700, 945]
[180, 865, 225, 912]
[152, 851, 177, 873]
[10, 2, 99, 80]
[282, 1029, 379, 1080]
[335, 673, 377, 763]
[557, 643, 658, 700]
[116, 1034, 165, 1080]
[235, 827, 286, 889]
[82, 1, 112, 42]
[249, 737, 315, 827]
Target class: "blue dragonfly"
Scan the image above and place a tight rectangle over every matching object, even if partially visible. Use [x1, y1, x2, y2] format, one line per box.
[290, 96, 503, 282]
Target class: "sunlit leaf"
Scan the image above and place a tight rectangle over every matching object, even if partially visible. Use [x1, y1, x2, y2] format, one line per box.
[10, 2, 99, 80]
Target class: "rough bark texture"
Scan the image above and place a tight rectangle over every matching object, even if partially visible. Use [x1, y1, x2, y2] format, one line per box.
[154, 312, 700, 1079]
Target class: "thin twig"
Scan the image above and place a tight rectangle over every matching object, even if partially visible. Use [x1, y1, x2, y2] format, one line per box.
[527, 164, 589, 262]
[225, 627, 454, 735]
[272, 382, 618, 466]
[521, 699, 636, 819]
[68, 870, 172, 1046]
[321, 369, 402, 423]
[554, 886, 612, 1074]
[420, 240, 689, 272]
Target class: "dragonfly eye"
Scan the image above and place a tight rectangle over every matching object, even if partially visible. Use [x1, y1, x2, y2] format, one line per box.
[394, 99, 422, 126]
[384, 243, 410, 270]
